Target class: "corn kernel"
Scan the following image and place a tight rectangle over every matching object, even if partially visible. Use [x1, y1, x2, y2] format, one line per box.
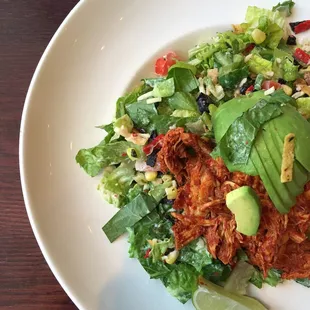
[145, 171, 158, 182]
[251, 28, 266, 44]
[165, 250, 179, 264]
[165, 186, 178, 200]
[162, 174, 173, 183]
[281, 84, 293, 96]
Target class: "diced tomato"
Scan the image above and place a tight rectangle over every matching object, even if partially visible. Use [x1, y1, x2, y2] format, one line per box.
[294, 20, 310, 34]
[245, 85, 254, 94]
[143, 134, 165, 155]
[121, 152, 127, 157]
[144, 248, 151, 259]
[261, 81, 281, 91]
[294, 48, 310, 65]
[155, 51, 179, 76]
[243, 43, 255, 55]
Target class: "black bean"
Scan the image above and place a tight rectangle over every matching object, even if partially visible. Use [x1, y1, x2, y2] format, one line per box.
[146, 149, 160, 167]
[240, 80, 253, 95]
[196, 93, 213, 113]
[130, 149, 137, 158]
[287, 35, 297, 45]
[278, 78, 287, 85]
[150, 130, 157, 141]
[289, 21, 305, 32]
[136, 127, 146, 133]
[160, 198, 175, 205]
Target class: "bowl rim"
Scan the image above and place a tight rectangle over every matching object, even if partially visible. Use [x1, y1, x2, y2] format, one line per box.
[19, 1, 85, 309]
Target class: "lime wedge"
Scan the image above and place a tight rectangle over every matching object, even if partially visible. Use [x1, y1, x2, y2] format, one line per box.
[193, 280, 267, 310]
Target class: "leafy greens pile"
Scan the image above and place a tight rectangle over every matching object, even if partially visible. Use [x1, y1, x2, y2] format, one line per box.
[76, 1, 310, 305]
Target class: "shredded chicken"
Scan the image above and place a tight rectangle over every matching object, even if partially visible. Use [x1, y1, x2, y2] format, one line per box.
[157, 128, 310, 278]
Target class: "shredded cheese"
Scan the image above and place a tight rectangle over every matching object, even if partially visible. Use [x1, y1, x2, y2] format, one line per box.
[281, 133, 296, 183]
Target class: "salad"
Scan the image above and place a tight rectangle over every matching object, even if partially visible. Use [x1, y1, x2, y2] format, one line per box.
[76, 2, 310, 309]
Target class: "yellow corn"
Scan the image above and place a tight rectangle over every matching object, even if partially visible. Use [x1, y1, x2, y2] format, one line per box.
[281, 84, 293, 96]
[165, 186, 178, 200]
[145, 171, 158, 182]
[165, 250, 179, 264]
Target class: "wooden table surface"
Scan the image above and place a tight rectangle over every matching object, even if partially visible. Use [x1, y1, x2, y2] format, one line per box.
[0, 1, 79, 309]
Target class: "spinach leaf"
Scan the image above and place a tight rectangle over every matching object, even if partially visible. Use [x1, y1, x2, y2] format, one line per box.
[178, 239, 213, 272]
[164, 264, 198, 304]
[167, 92, 198, 112]
[102, 193, 157, 242]
[76, 141, 141, 177]
[167, 68, 199, 93]
[296, 278, 310, 288]
[125, 101, 158, 129]
[219, 99, 283, 165]
[116, 83, 151, 118]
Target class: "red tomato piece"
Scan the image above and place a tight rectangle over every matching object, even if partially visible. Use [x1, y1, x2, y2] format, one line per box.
[294, 48, 310, 65]
[261, 81, 281, 91]
[294, 20, 310, 34]
[154, 51, 179, 76]
[243, 43, 256, 55]
[144, 248, 151, 259]
[245, 85, 254, 94]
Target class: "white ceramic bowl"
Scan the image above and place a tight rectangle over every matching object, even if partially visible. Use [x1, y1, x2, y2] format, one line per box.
[20, 0, 310, 309]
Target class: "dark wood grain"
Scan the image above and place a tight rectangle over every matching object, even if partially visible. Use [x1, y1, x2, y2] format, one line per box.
[0, 1, 79, 309]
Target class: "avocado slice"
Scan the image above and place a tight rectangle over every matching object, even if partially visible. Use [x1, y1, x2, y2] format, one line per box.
[226, 186, 261, 236]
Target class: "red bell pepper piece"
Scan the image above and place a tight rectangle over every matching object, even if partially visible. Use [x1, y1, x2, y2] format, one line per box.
[294, 48, 310, 65]
[294, 20, 310, 34]
[144, 248, 151, 259]
[243, 43, 255, 55]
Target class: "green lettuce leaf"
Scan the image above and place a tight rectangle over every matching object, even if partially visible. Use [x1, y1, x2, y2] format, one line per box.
[125, 101, 158, 129]
[152, 78, 175, 98]
[272, 1, 295, 17]
[143, 78, 165, 88]
[250, 268, 282, 288]
[295, 278, 310, 288]
[116, 82, 151, 118]
[167, 92, 198, 112]
[149, 181, 172, 203]
[247, 54, 273, 77]
[150, 238, 174, 263]
[296, 97, 310, 119]
[178, 238, 213, 272]
[99, 160, 135, 196]
[102, 193, 157, 242]
[169, 61, 197, 74]
[282, 58, 299, 81]
[202, 261, 232, 285]
[219, 65, 249, 89]
[167, 68, 199, 93]
[76, 141, 142, 177]
[164, 264, 198, 304]
[244, 6, 286, 29]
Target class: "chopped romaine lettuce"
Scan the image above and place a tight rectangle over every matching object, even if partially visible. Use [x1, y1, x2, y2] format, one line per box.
[149, 238, 174, 263]
[172, 110, 199, 117]
[152, 78, 175, 98]
[169, 61, 197, 74]
[178, 238, 213, 272]
[113, 114, 134, 138]
[272, 1, 295, 17]
[247, 54, 273, 77]
[76, 141, 142, 177]
[164, 264, 198, 304]
[125, 101, 158, 130]
[116, 82, 151, 118]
